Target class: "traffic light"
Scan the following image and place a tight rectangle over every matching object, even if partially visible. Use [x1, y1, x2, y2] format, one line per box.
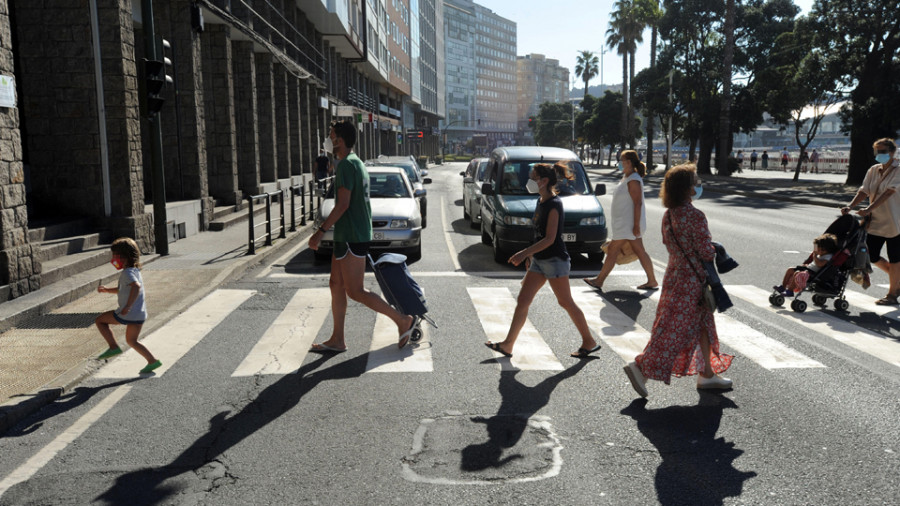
[528, 117, 533, 127]
[144, 39, 174, 117]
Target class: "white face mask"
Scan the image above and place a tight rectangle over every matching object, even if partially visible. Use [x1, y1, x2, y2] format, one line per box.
[525, 178, 541, 194]
[323, 137, 334, 154]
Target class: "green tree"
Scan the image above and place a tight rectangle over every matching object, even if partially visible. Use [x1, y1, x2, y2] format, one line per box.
[807, 0, 900, 186]
[634, 0, 663, 169]
[585, 91, 628, 165]
[575, 51, 599, 100]
[534, 102, 574, 148]
[607, 0, 642, 149]
[716, 0, 736, 175]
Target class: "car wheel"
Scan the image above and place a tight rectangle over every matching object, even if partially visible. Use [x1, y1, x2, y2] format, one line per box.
[588, 251, 605, 264]
[422, 209, 427, 229]
[492, 231, 506, 264]
[481, 220, 491, 245]
[463, 200, 470, 220]
[407, 244, 422, 262]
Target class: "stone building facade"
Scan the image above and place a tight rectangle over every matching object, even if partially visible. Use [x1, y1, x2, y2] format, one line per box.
[0, 0, 444, 301]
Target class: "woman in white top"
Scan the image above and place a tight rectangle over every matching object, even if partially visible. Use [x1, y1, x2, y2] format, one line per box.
[584, 150, 658, 291]
[842, 138, 900, 305]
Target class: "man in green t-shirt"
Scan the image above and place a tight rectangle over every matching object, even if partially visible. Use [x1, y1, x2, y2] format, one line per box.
[308, 121, 418, 351]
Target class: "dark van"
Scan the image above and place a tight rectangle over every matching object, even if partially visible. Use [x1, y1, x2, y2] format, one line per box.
[479, 146, 607, 263]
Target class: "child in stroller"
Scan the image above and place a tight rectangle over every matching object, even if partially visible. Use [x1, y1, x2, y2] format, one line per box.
[774, 233, 840, 297]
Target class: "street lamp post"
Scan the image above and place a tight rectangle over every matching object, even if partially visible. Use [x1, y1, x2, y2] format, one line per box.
[439, 119, 478, 159]
[666, 70, 673, 171]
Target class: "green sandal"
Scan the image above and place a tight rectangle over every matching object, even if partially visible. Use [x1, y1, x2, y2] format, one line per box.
[97, 348, 122, 360]
[139, 360, 162, 374]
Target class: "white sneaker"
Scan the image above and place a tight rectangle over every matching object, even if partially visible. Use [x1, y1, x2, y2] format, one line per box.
[623, 361, 648, 398]
[697, 374, 733, 390]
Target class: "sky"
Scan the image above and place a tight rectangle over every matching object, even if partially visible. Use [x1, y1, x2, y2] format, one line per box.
[478, 0, 816, 91]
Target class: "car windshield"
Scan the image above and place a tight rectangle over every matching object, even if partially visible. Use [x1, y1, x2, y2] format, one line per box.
[498, 160, 590, 195]
[370, 161, 420, 183]
[369, 173, 410, 198]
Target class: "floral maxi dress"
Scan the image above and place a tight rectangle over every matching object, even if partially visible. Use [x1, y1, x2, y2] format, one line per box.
[635, 203, 734, 382]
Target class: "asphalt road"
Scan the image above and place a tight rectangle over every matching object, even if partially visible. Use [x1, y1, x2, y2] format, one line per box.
[0, 161, 897, 505]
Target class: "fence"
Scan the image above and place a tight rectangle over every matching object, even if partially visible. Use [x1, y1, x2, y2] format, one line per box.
[246, 176, 335, 254]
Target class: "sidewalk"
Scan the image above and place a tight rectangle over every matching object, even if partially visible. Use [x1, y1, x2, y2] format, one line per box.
[0, 210, 313, 434]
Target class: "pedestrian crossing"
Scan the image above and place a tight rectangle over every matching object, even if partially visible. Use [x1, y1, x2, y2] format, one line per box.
[92, 282, 900, 381]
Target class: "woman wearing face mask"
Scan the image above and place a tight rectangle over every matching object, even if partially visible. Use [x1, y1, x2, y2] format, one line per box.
[842, 138, 900, 305]
[623, 164, 733, 398]
[583, 150, 658, 291]
[484, 162, 601, 359]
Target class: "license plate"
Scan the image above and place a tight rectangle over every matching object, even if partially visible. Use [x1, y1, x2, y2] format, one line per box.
[373, 232, 384, 240]
[563, 233, 576, 242]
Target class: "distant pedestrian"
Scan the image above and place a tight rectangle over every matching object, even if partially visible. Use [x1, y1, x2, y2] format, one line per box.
[800, 150, 810, 173]
[316, 150, 331, 188]
[583, 150, 658, 292]
[810, 149, 820, 173]
[750, 150, 758, 170]
[623, 164, 734, 398]
[308, 121, 417, 352]
[761, 150, 769, 170]
[841, 138, 900, 305]
[95, 238, 161, 374]
[736, 150, 744, 170]
[484, 162, 600, 359]
[781, 147, 790, 172]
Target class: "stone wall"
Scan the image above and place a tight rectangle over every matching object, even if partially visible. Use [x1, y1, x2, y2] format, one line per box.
[231, 40, 260, 196]
[201, 24, 239, 205]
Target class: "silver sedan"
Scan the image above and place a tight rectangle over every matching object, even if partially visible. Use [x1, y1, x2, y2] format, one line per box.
[314, 167, 423, 261]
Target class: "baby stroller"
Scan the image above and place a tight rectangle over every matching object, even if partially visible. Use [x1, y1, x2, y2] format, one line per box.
[769, 214, 868, 313]
[369, 253, 437, 341]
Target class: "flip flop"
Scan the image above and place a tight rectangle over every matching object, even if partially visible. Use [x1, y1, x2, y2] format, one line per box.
[636, 284, 659, 290]
[875, 295, 899, 306]
[309, 343, 347, 353]
[398, 316, 420, 349]
[570, 343, 602, 358]
[484, 341, 512, 358]
[582, 278, 603, 291]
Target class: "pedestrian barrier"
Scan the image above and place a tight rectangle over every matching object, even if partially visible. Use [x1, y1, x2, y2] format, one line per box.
[246, 176, 335, 254]
[247, 190, 287, 255]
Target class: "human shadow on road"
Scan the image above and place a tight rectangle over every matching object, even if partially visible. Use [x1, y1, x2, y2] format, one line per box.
[95, 352, 367, 505]
[620, 393, 756, 506]
[460, 360, 590, 472]
[1, 378, 142, 438]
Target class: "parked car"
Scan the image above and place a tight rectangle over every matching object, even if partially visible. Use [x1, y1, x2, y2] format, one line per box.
[460, 157, 489, 227]
[314, 166, 423, 261]
[479, 146, 607, 263]
[366, 156, 431, 228]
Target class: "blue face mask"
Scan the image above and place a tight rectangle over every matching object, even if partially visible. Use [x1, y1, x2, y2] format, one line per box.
[876, 153, 892, 165]
[617, 162, 624, 171]
[693, 184, 703, 200]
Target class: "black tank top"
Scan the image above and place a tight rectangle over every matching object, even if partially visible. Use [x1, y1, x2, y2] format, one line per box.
[533, 195, 569, 260]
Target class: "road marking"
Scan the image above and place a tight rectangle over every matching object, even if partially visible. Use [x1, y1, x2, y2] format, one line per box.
[366, 314, 433, 372]
[232, 288, 331, 376]
[267, 270, 648, 279]
[570, 287, 650, 361]
[729, 285, 900, 368]
[0, 385, 132, 498]
[644, 290, 825, 369]
[256, 231, 315, 278]
[467, 287, 563, 371]
[441, 196, 462, 271]
[94, 289, 256, 379]
[843, 290, 900, 320]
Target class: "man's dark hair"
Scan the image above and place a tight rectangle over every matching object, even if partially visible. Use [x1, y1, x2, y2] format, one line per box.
[331, 120, 356, 149]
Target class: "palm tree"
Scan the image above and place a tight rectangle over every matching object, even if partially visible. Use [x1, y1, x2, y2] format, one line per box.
[607, 0, 642, 148]
[575, 51, 600, 100]
[635, 0, 662, 169]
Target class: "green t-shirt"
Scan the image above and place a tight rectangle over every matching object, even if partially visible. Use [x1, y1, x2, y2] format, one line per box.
[333, 153, 373, 243]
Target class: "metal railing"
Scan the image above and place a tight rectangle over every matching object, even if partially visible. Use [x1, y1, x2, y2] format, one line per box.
[247, 176, 334, 254]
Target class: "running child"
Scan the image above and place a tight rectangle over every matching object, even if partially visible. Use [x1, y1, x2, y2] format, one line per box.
[95, 237, 161, 374]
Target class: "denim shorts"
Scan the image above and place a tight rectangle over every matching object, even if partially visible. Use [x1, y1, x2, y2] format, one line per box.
[528, 256, 570, 279]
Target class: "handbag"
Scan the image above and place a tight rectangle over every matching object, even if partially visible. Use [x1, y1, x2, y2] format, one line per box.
[601, 240, 639, 264]
[667, 213, 715, 312]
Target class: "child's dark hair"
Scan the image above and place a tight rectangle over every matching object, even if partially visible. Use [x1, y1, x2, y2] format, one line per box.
[331, 120, 357, 149]
[111, 237, 142, 268]
[533, 162, 575, 194]
[814, 233, 839, 254]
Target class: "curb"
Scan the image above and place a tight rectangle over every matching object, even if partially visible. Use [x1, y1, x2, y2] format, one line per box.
[0, 226, 312, 435]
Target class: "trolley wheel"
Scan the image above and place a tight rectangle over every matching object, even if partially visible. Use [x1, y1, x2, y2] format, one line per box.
[771, 293, 785, 307]
[791, 299, 807, 313]
[811, 294, 827, 306]
[410, 327, 423, 342]
[834, 298, 849, 311]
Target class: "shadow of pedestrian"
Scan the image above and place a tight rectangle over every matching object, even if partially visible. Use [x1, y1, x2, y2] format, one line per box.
[1, 378, 142, 438]
[460, 360, 589, 472]
[620, 393, 756, 506]
[94, 352, 368, 505]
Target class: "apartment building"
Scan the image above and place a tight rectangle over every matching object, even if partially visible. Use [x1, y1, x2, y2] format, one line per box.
[517, 53, 569, 145]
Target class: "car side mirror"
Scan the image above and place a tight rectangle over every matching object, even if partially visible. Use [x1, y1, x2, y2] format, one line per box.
[459, 171, 466, 176]
[594, 183, 606, 196]
[481, 182, 495, 196]
[423, 178, 432, 184]
[421, 170, 429, 177]
[414, 189, 427, 198]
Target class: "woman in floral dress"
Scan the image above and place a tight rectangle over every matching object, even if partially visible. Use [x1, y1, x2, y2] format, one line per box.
[623, 164, 734, 397]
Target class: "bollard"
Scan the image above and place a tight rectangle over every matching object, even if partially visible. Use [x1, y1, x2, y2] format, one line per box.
[290, 186, 297, 232]
[300, 182, 307, 226]
[279, 189, 286, 239]
[308, 181, 316, 222]
[265, 193, 273, 246]
[247, 195, 256, 255]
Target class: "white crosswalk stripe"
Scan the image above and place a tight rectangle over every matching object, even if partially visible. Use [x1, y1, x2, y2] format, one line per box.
[366, 314, 433, 372]
[95, 289, 256, 379]
[467, 287, 564, 371]
[232, 288, 331, 376]
[842, 290, 900, 320]
[728, 285, 900, 368]
[569, 287, 651, 361]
